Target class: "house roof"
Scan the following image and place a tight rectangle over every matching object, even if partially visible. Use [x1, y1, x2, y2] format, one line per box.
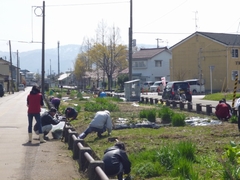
[58, 73, 71, 81]
[170, 31, 240, 50]
[132, 47, 168, 59]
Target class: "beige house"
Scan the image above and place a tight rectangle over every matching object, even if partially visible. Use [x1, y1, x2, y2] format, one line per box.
[170, 31, 240, 92]
[0, 58, 11, 91]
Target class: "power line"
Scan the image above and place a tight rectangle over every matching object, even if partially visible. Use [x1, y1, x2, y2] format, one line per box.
[135, 0, 188, 31]
[133, 32, 192, 34]
[46, 1, 129, 7]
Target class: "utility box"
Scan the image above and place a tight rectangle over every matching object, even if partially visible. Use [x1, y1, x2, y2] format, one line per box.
[124, 79, 141, 101]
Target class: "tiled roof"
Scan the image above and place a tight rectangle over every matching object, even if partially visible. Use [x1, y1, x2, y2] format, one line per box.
[198, 32, 240, 46]
[170, 31, 240, 49]
[132, 47, 168, 59]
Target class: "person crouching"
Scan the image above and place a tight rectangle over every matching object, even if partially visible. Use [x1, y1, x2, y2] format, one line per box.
[34, 107, 61, 140]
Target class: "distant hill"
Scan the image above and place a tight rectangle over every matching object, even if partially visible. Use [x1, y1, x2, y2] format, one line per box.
[0, 44, 158, 74]
[0, 44, 82, 74]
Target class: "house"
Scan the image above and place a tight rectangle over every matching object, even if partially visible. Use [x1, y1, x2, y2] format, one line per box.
[132, 47, 171, 84]
[170, 31, 240, 92]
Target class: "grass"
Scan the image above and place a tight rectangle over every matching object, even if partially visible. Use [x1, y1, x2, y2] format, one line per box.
[50, 90, 240, 179]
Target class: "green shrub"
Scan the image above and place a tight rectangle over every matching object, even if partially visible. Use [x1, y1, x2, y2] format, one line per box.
[171, 113, 186, 127]
[229, 115, 238, 123]
[139, 109, 156, 122]
[84, 98, 119, 112]
[175, 141, 196, 161]
[133, 162, 162, 178]
[158, 106, 174, 123]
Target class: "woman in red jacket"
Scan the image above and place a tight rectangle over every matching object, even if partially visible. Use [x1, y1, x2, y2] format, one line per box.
[27, 85, 45, 143]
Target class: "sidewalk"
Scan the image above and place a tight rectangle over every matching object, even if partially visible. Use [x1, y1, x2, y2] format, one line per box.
[0, 89, 82, 180]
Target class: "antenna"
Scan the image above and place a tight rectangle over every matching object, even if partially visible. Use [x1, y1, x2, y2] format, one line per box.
[156, 38, 163, 48]
[194, 11, 199, 31]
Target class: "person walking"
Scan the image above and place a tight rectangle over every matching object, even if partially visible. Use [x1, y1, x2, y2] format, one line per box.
[34, 107, 61, 140]
[102, 142, 131, 180]
[78, 110, 112, 139]
[27, 85, 46, 143]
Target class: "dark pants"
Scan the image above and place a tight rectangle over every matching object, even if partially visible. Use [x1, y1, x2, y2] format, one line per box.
[28, 113, 42, 133]
[84, 126, 106, 137]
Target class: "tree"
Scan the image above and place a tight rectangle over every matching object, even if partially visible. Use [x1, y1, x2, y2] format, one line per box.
[74, 53, 87, 89]
[117, 74, 129, 90]
[88, 22, 127, 90]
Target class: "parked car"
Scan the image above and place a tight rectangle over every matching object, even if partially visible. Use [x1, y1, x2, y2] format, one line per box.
[150, 81, 168, 94]
[18, 84, 25, 91]
[184, 79, 205, 94]
[141, 81, 154, 91]
[162, 81, 192, 102]
[0, 83, 4, 97]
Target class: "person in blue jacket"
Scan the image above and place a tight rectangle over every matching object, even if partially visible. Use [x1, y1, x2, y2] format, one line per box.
[102, 142, 131, 180]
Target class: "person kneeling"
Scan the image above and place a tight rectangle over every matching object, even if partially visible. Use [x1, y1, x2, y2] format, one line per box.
[78, 110, 112, 139]
[34, 107, 60, 140]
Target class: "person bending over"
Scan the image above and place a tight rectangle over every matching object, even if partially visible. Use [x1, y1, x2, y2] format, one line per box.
[103, 142, 131, 180]
[64, 107, 78, 120]
[78, 110, 112, 139]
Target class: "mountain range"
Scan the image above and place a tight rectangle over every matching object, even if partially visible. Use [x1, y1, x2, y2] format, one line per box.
[0, 44, 82, 74]
[0, 44, 158, 74]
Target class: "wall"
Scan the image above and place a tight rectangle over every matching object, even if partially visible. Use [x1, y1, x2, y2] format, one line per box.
[171, 34, 228, 92]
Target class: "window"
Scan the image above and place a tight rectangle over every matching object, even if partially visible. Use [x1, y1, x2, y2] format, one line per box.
[132, 61, 147, 68]
[232, 70, 239, 80]
[232, 49, 238, 58]
[155, 60, 162, 67]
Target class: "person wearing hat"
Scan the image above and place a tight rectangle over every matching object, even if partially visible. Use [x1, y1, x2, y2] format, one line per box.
[102, 142, 131, 180]
[34, 107, 61, 140]
[78, 110, 112, 139]
[50, 96, 61, 111]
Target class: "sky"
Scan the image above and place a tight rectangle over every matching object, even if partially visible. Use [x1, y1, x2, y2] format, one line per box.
[1, 0, 240, 53]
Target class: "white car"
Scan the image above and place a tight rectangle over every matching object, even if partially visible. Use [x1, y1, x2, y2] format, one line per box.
[184, 79, 205, 94]
[150, 81, 166, 92]
[18, 84, 25, 91]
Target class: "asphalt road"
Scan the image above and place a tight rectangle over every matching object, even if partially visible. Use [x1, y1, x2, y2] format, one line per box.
[0, 88, 80, 180]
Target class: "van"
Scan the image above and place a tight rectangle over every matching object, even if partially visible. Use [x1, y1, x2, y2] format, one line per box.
[18, 84, 25, 91]
[184, 79, 205, 94]
[162, 81, 192, 102]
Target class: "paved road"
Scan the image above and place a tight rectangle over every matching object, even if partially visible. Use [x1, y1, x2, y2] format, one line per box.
[0, 88, 80, 180]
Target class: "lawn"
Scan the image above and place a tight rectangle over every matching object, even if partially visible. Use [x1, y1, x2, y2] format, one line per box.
[49, 89, 240, 179]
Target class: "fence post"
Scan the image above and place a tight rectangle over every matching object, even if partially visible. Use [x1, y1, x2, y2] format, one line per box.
[166, 100, 170, 106]
[172, 100, 177, 108]
[64, 125, 74, 143]
[78, 147, 92, 172]
[187, 102, 192, 111]
[88, 161, 105, 180]
[68, 131, 78, 150]
[73, 138, 84, 160]
[206, 104, 212, 115]
[155, 99, 159, 104]
[179, 101, 184, 110]
[150, 98, 153, 104]
[196, 103, 202, 114]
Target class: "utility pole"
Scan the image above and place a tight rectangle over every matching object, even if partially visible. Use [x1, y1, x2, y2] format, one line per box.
[8, 40, 14, 94]
[128, 0, 133, 80]
[41, 1, 45, 96]
[156, 38, 162, 48]
[58, 41, 60, 75]
[50, 59, 51, 88]
[17, 50, 19, 91]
